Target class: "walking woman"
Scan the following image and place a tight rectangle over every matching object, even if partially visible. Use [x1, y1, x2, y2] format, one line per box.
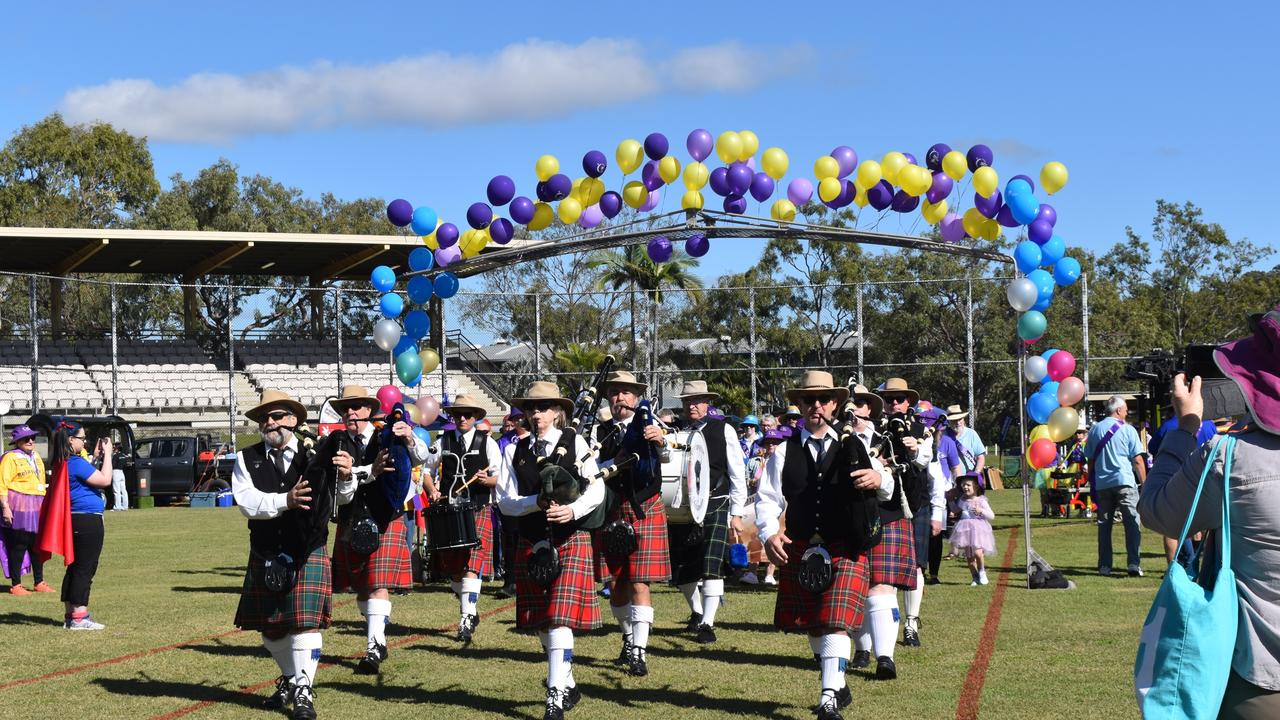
[0, 425, 53, 594]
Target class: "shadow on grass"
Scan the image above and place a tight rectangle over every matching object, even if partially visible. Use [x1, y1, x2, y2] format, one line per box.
[399, 639, 545, 664]
[648, 639, 814, 671]
[168, 565, 244, 578]
[326, 680, 537, 717]
[169, 585, 242, 594]
[93, 674, 260, 709]
[179, 642, 268, 659]
[0, 611, 64, 627]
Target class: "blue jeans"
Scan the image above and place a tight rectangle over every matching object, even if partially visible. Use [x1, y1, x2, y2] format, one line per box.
[1095, 485, 1142, 571]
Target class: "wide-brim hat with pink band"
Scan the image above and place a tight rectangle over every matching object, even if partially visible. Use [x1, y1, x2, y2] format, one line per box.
[1214, 304, 1280, 434]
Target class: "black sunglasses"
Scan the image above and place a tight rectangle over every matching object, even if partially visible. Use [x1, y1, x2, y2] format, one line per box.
[800, 394, 836, 405]
[853, 399, 870, 407]
[265, 410, 294, 421]
[884, 395, 911, 404]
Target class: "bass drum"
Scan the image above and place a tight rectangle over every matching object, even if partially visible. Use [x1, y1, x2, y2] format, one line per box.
[683, 430, 710, 525]
[660, 444, 692, 524]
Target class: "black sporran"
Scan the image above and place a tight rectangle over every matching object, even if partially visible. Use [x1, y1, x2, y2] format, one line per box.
[603, 519, 638, 560]
[683, 524, 705, 547]
[528, 539, 562, 587]
[348, 516, 382, 556]
[262, 552, 298, 593]
[797, 545, 834, 594]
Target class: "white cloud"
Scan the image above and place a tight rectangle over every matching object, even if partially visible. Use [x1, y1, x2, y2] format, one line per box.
[60, 38, 812, 144]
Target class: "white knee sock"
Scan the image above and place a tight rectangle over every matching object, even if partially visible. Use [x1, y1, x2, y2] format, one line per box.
[262, 634, 296, 677]
[903, 568, 924, 619]
[701, 579, 724, 627]
[867, 593, 899, 659]
[366, 598, 391, 646]
[460, 577, 481, 616]
[611, 602, 633, 639]
[630, 604, 654, 650]
[291, 632, 323, 686]
[678, 581, 702, 615]
[855, 612, 874, 653]
[546, 626, 574, 697]
[818, 633, 852, 701]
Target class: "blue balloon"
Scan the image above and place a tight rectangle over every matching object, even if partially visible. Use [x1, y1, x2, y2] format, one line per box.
[406, 276, 433, 304]
[404, 372, 422, 388]
[1039, 380, 1060, 398]
[1054, 256, 1082, 286]
[1006, 178, 1033, 197]
[409, 247, 435, 273]
[1041, 348, 1060, 362]
[1014, 240, 1042, 274]
[1040, 235, 1066, 266]
[434, 272, 459, 299]
[1009, 191, 1040, 225]
[394, 334, 417, 358]
[413, 426, 432, 445]
[410, 206, 438, 236]
[395, 350, 423, 385]
[1028, 269, 1055, 299]
[380, 292, 404, 319]
[404, 310, 431, 340]
[370, 265, 396, 293]
[1031, 293, 1053, 313]
[1028, 391, 1059, 424]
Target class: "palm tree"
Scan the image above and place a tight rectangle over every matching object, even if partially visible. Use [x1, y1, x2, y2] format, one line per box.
[550, 342, 608, 397]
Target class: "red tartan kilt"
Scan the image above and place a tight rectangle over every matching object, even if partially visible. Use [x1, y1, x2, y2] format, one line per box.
[436, 504, 495, 579]
[515, 531, 601, 632]
[774, 540, 869, 634]
[235, 545, 332, 632]
[866, 517, 918, 589]
[596, 494, 671, 585]
[333, 515, 413, 592]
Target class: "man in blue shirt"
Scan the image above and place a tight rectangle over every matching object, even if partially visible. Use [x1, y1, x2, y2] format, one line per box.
[1085, 396, 1147, 577]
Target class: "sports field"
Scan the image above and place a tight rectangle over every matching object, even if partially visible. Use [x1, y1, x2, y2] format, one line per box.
[0, 492, 1151, 719]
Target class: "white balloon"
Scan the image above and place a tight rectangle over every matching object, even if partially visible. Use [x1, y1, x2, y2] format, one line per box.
[1006, 278, 1039, 312]
[373, 319, 401, 351]
[1024, 355, 1048, 383]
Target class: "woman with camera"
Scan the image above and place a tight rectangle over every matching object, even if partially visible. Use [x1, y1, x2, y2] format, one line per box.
[50, 420, 113, 630]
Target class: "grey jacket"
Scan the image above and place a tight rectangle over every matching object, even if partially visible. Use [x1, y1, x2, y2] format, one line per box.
[1139, 427, 1280, 690]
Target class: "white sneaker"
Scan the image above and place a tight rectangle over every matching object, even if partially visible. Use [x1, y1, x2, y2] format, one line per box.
[763, 575, 777, 586]
[970, 580, 979, 587]
[739, 572, 759, 585]
[978, 571, 989, 585]
[66, 615, 105, 630]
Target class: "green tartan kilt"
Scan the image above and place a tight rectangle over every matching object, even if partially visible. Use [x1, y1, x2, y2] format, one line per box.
[235, 544, 332, 633]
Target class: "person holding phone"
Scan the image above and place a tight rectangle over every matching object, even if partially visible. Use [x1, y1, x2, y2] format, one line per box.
[55, 421, 113, 630]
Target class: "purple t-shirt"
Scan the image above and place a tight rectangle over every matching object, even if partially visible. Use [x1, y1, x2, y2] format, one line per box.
[937, 434, 962, 482]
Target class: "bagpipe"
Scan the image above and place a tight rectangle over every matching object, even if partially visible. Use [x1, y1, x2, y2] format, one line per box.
[569, 353, 616, 445]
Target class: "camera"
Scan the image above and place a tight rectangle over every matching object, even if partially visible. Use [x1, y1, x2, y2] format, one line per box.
[1124, 345, 1243, 420]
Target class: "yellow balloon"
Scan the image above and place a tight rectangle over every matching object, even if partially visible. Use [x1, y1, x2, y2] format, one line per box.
[900, 165, 931, 197]
[761, 147, 789, 180]
[658, 155, 681, 184]
[420, 348, 441, 374]
[681, 190, 704, 211]
[535, 154, 559, 182]
[422, 232, 439, 250]
[818, 177, 842, 202]
[529, 202, 553, 231]
[557, 197, 583, 224]
[715, 131, 743, 164]
[921, 198, 948, 224]
[616, 139, 643, 174]
[962, 207, 985, 238]
[942, 150, 967, 181]
[737, 130, 759, 161]
[1041, 161, 1069, 194]
[1046, 406, 1080, 443]
[855, 160, 882, 190]
[1028, 424, 1051, 444]
[622, 180, 649, 209]
[770, 199, 797, 223]
[570, 177, 586, 204]
[853, 187, 869, 207]
[814, 156, 840, 180]
[980, 216, 1001, 241]
[404, 404, 420, 424]
[683, 161, 709, 190]
[880, 152, 908, 185]
[973, 166, 999, 198]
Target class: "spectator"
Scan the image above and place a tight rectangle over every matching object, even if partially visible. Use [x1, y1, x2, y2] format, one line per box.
[1139, 305, 1280, 716]
[949, 475, 996, 586]
[1086, 396, 1146, 577]
[945, 405, 987, 477]
[759, 413, 778, 433]
[110, 453, 128, 512]
[738, 415, 761, 458]
[49, 421, 113, 630]
[0, 425, 53, 594]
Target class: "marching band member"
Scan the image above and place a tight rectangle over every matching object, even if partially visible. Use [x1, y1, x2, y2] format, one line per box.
[424, 394, 501, 643]
[497, 381, 603, 720]
[757, 371, 893, 720]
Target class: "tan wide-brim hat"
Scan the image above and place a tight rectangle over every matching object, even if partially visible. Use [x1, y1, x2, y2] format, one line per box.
[785, 370, 850, 405]
[677, 379, 719, 402]
[446, 394, 487, 420]
[514, 381, 575, 415]
[782, 405, 802, 418]
[329, 384, 381, 414]
[602, 369, 647, 396]
[852, 384, 884, 419]
[877, 377, 920, 405]
[945, 404, 969, 422]
[245, 389, 308, 424]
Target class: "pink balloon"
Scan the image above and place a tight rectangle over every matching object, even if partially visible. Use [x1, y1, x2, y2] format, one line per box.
[376, 384, 402, 415]
[1057, 376, 1086, 406]
[415, 395, 441, 426]
[1046, 350, 1077, 382]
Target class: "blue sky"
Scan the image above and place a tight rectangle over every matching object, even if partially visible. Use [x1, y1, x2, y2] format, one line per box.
[4, 1, 1276, 299]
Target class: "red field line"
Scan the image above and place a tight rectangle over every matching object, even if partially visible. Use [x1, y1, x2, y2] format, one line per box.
[149, 599, 517, 720]
[954, 525, 1020, 720]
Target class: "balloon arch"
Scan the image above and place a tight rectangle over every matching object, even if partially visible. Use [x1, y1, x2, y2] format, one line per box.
[364, 129, 1079, 587]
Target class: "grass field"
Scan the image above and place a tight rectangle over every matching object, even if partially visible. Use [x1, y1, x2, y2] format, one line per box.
[0, 492, 1155, 719]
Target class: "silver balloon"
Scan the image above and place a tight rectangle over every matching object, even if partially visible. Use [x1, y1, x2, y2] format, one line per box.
[373, 319, 402, 352]
[1006, 278, 1039, 312]
[1024, 355, 1048, 383]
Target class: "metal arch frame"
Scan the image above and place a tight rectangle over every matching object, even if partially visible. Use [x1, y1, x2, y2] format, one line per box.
[403, 210, 1013, 279]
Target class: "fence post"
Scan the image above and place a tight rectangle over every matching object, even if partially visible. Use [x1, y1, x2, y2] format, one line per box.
[856, 283, 864, 385]
[534, 293, 542, 376]
[648, 289, 657, 387]
[748, 287, 757, 413]
[439, 299, 448, 402]
[227, 278, 237, 448]
[110, 281, 119, 415]
[334, 286, 344, 393]
[1080, 272, 1091, 422]
[29, 275, 39, 413]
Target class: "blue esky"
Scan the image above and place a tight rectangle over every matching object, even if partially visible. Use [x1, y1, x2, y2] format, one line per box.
[4, 1, 1276, 304]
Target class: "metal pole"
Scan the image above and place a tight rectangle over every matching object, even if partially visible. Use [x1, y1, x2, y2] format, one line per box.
[966, 277, 975, 425]
[748, 287, 757, 413]
[110, 282, 119, 415]
[856, 283, 864, 385]
[226, 278, 237, 448]
[1080, 272, 1091, 423]
[533, 293, 542, 376]
[1018, 345, 1032, 588]
[334, 287, 344, 393]
[648, 290, 657, 388]
[439, 300, 448, 402]
[29, 275, 39, 413]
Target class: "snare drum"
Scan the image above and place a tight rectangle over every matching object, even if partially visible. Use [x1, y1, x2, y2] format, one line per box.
[425, 500, 480, 550]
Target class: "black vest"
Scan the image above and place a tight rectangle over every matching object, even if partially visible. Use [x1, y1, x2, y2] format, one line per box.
[700, 418, 732, 497]
[242, 442, 329, 557]
[780, 427, 879, 550]
[513, 428, 584, 541]
[877, 415, 930, 521]
[597, 417, 661, 503]
[336, 431, 402, 530]
[440, 430, 493, 505]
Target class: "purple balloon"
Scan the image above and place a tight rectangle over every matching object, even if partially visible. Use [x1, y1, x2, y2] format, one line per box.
[996, 204, 1020, 228]
[727, 162, 753, 195]
[709, 166, 731, 197]
[940, 213, 966, 243]
[890, 189, 919, 213]
[925, 143, 951, 172]
[966, 144, 993, 172]
[509, 196, 535, 225]
[749, 172, 775, 202]
[466, 202, 493, 230]
[647, 236, 673, 263]
[639, 188, 661, 212]
[644, 132, 669, 160]
[436, 222, 460, 248]
[723, 194, 747, 214]
[926, 172, 953, 204]
[434, 244, 461, 267]
[545, 174, 572, 201]
[579, 204, 603, 229]
[867, 180, 894, 211]
[486, 176, 515, 207]
[386, 199, 413, 227]
[685, 233, 709, 257]
[1037, 203, 1057, 227]
[787, 178, 813, 205]
[903, 152, 918, 166]
[686, 129, 713, 162]
[1011, 174, 1036, 194]
[489, 217, 514, 244]
[1028, 219, 1054, 245]
[830, 146, 858, 178]
[975, 190, 1003, 219]
[535, 181, 555, 203]
[582, 150, 608, 178]
[599, 191, 623, 219]
[642, 160, 664, 191]
[822, 180, 853, 209]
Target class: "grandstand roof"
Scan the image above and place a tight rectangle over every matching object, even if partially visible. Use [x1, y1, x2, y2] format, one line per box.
[0, 227, 535, 280]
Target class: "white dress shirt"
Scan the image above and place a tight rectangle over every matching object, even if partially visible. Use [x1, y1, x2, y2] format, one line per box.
[233, 436, 301, 520]
[695, 419, 749, 517]
[496, 427, 603, 521]
[425, 427, 501, 500]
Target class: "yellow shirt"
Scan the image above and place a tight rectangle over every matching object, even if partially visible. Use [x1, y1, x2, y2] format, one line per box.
[0, 450, 47, 497]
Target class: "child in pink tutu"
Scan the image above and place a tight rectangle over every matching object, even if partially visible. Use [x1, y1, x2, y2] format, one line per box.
[949, 475, 995, 586]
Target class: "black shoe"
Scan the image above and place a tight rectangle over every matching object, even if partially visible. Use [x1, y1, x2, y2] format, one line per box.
[925, 575, 941, 586]
[262, 674, 295, 710]
[356, 641, 387, 674]
[457, 613, 479, 643]
[902, 617, 921, 647]
[290, 680, 317, 720]
[875, 656, 897, 680]
[685, 612, 703, 633]
[495, 584, 516, 599]
[627, 647, 649, 677]
[562, 686, 582, 712]
[815, 694, 844, 720]
[695, 623, 717, 644]
[614, 635, 632, 666]
[835, 686, 852, 709]
[850, 650, 871, 669]
[544, 688, 565, 720]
